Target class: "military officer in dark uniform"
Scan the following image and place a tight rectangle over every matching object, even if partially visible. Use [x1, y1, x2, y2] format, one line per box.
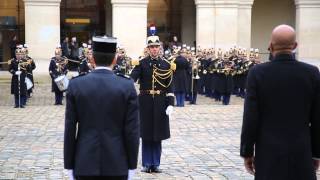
[215, 53, 234, 105]
[113, 48, 127, 74]
[173, 49, 189, 107]
[49, 46, 68, 105]
[64, 36, 139, 180]
[189, 55, 201, 105]
[130, 35, 175, 173]
[8, 46, 28, 108]
[78, 44, 93, 76]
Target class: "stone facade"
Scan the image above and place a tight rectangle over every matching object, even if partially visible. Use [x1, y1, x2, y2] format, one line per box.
[10, 0, 319, 73]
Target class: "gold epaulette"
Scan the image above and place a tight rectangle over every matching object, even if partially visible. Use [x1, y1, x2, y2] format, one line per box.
[131, 59, 140, 66]
[163, 58, 176, 71]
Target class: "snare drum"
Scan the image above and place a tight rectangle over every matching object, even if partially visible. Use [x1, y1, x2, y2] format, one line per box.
[54, 75, 69, 91]
[25, 77, 33, 90]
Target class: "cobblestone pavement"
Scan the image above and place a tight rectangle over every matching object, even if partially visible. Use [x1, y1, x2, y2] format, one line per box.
[0, 74, 319, 179]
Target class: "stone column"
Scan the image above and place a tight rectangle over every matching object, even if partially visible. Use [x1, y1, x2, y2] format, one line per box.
[295, 0, 320, 60]
[24, 0, 61, 73]
[237, 0, 253, 49]
[181, 0, 196, 46]
[106, 0, 113, 36]
[195, 0, 215, 49]
[214, 0, 239, 51]
[111, 0, 148, 59]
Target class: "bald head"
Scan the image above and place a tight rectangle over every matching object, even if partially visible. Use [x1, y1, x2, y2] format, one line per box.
[269, 25, 297, 55]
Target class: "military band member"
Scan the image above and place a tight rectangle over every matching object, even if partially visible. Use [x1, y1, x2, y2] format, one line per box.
[113, 48, 126, 74]
[8, 46, 28, 108]
[189, 54, 201, 105]
[130, 35, 175, 173]
[23, 44, 36, 98]
[78, 44, 95, 76]
[49, 46, 68, 105]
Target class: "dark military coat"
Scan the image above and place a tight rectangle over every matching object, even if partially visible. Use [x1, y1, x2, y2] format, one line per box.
[64, 69, 139, 176]
[241, 54, 320, 180]
[173, 55, 189, 93]
[215, 61, 234, 94]
[8, 59, 27, 96]
[49, 57, 68, 92]
[26, 57, 36, 90]
[78, 58, 90, 75]
[130, 56, 174, 141]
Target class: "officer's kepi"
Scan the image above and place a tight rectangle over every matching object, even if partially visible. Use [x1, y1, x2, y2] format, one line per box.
[92, 36, 117, 54]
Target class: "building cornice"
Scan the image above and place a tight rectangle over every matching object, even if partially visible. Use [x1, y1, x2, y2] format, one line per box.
[295, 0, 320, 8]
[23, 0, 61, 6]
[111, 0, 148, 8]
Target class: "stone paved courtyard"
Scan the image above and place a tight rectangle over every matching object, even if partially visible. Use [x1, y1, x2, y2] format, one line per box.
[0, 73, 319, 179]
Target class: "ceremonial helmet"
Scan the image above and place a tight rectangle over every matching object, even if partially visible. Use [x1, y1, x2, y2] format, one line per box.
[15, 44, 24, 55]
[147, 35, 160, 46]
[55, 45, 62, 56]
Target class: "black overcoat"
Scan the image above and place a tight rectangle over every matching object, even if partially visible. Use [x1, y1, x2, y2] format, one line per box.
[173, 55, 189, 93]
[241, 54, 320, 180]
[8, 59, 27, 96]
[130, 56, 174, 141]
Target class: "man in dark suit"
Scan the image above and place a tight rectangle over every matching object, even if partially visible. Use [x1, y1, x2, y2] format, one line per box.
[64, 36, 140, 180]
[240, 25, 320, 179]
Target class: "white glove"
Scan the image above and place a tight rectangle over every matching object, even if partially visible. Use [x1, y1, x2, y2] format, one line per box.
[128, 169, 136, 180]
[67, 169, 75, 180]
[166, 105, 173, 117]
[15, 71, 22, 75]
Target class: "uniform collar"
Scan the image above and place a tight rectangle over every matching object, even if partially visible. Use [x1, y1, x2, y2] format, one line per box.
[93, 66, 113, 74]
[95, 66, 112, 71]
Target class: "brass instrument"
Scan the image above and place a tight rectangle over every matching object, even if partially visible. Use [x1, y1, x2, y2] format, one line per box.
[18, 58, 32, 71]
[191, 57, 201, 79]
[56, 57, 69, 73]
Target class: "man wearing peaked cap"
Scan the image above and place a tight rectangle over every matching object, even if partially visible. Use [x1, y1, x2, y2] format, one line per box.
[64, 35, 139, 180]
[130, 35, 175, 173]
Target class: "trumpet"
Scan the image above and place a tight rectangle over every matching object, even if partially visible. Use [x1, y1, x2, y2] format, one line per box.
[192, 58, 201, 79]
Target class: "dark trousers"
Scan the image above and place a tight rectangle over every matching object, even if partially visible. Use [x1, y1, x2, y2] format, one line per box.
[142, 140, 162, 168]
[239, 88, 245, 98]
[14, 95, 27, 107]
[175, 92, 185, 107]
[76, 176, 127, 180]
[55, 91, 63, 104]
[189, 92, 197, 104]
[213, 91, 221, 101]
[222, 94, 231, 105]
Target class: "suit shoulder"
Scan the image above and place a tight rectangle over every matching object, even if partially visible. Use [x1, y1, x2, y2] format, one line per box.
[69, 73, 87, 85]
[296, 61, 319, 72]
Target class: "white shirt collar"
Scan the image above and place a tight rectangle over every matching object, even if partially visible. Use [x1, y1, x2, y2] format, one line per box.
[95, 66, 112, 71]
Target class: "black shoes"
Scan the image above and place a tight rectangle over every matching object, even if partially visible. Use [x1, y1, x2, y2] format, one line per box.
[151, 166, 162, 173]
[141, 167, 151, 173]
[141, 166, 162, 173]
[14, 105, 25, 108]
